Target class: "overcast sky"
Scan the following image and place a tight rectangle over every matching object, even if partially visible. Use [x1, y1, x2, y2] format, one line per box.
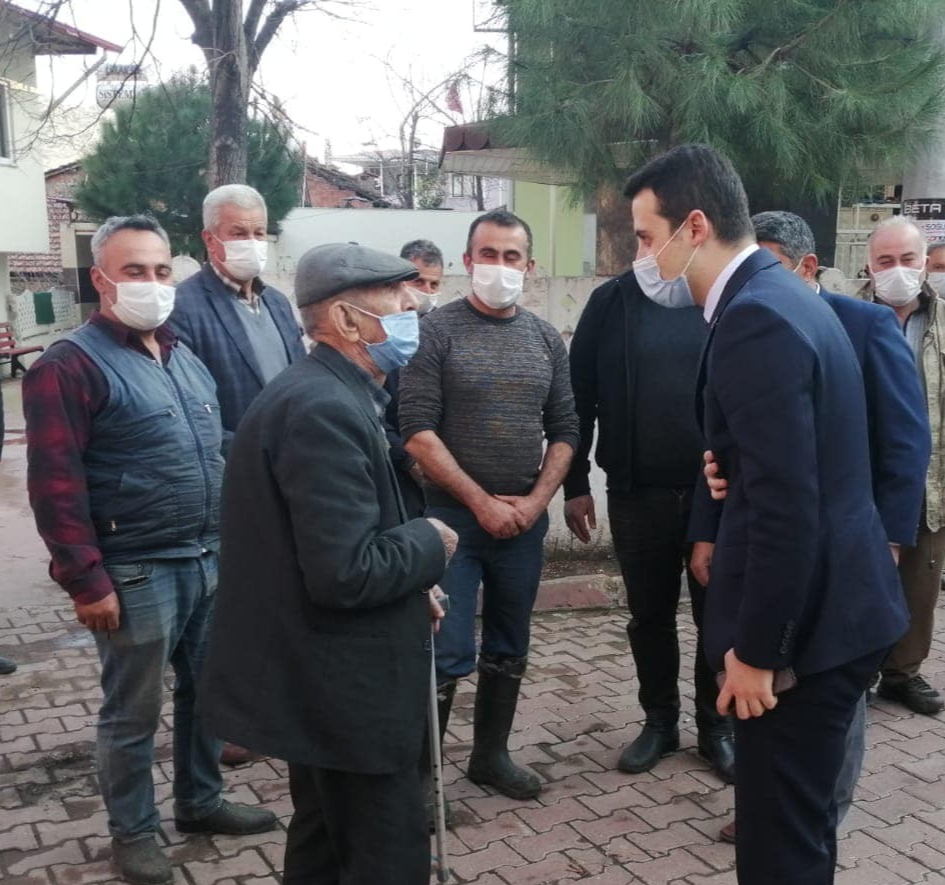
[24, 0, 505, 162]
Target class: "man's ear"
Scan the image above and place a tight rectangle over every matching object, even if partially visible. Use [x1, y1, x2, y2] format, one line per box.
[462, 253, 474, 275]
[202, 229, 221, 262]
[688, 210, 710, 247]
[329, 301, 361, 342]
[801, 254, 820, 283]
[89, 266, 109, 300]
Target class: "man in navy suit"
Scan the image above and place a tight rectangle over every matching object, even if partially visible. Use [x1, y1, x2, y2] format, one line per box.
[168, 184, 305, 766]
[623, 144, 909, 883]
[168, 184, 305, 450]
[700, 210, 930, 844]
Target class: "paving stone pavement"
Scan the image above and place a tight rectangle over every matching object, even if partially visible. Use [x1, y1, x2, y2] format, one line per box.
[2, 376, 945, 884]
[1, 599, 944, 885]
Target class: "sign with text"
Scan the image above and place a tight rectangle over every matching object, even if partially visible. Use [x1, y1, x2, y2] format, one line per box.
[902, 198, 945, 243]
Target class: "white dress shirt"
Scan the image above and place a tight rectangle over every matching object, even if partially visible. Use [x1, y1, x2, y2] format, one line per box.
[703, 244, 760, 323]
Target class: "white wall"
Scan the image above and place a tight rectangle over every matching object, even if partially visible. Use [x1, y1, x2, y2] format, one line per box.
[272, 208, 484, 291]
[0, 34, 49, 256]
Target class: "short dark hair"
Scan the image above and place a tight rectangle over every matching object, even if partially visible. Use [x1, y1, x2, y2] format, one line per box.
[465, 209, 533, 258]
[400, 239, 443, 267]
[751, 211, 817, 264]
[929, 240, 945, 257]
[623, 144, 753, 245]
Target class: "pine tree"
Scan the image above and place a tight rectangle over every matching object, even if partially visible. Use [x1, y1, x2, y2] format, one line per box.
[75, 73, 302, 256]
[500, 0, 945, 202]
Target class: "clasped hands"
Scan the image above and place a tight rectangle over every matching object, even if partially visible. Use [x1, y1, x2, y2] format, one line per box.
[475, 493, 545, 539]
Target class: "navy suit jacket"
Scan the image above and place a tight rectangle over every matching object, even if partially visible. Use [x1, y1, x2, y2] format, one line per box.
[819, 289, 930, 545]
[168, 264, 305, 443]
[692, 250, 908, 675]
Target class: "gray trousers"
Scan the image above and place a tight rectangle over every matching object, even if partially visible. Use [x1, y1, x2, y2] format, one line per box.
[882, 522, 945, 684]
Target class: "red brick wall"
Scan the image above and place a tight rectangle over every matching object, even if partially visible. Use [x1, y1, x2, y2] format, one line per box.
[304, 173, 373, 209]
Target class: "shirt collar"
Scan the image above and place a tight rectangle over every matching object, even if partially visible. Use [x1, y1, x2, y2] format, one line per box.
[89, 310, 176, 362]
[209, 260, 265, 305]
[90, 309, 176, 347]
[703, 243, 760, 323]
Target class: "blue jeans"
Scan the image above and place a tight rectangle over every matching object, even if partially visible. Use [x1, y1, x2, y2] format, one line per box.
[95, 554, 223, 841]
[427, 505, 549, 679]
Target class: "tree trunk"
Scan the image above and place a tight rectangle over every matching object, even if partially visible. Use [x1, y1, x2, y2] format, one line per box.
[206, 0, 250, 186]
[594, 182, 636, 276]
[474, 175, 485, 211]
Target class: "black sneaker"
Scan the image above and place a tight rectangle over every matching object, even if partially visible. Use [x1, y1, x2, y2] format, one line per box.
[877, 675, 944, 716]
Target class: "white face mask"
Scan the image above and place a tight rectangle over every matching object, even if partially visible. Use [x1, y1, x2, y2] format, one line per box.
[926, 271, 945, 297]
[632, 220, 700, 309]
[472, 263, 525, 309]
[871, 264, 924, 307]
[102, 274, 176, 331]
[215, 236, 268, 282]
[416, 293, 438, 316]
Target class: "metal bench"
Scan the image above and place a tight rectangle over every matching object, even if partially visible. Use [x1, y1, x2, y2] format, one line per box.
[0, 322, 44, 378]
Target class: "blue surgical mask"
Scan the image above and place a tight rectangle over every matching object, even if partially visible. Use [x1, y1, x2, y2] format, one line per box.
[345, 303, 420, 373]
[632, 220, 700, 309]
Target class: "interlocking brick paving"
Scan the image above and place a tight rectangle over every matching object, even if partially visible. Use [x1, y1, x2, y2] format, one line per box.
[2, 376, 944, 883]
[0, 601, 943, 884]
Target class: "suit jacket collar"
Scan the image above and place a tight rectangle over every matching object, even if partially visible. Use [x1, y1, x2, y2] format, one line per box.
[197, 264, 266, 387]
[694, 249, 781, 430]
[709, 248, 782, 328]
[310, 344, 384, 422]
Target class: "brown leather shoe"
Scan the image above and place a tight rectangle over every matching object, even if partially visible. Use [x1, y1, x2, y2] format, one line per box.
[220, 742, 263, 766]
[719, 819, 736, 843]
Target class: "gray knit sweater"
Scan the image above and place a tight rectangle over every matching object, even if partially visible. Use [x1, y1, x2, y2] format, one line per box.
[398, 297, 580, 506]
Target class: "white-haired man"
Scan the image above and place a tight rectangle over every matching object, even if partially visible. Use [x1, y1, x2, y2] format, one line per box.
[169, 183, 306, 450]
[168, 185, 306, 765]
[863, 217, 944, 715]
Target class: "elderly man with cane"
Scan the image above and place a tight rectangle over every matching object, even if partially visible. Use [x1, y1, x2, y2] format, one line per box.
[199, 243, 457, 885]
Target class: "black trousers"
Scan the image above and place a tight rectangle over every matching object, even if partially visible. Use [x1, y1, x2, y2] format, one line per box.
[283, 762, 428, 885]
[608, 488, 726, 734]
[734, 648, 887, 885]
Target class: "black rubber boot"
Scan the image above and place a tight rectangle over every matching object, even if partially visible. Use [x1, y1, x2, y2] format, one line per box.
[419, 678, 456, 832]
[467, 655, 542, 800]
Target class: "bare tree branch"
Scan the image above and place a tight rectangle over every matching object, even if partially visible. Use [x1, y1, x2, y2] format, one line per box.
[252, 1, 308, 74]
[251, 0, 365, 73]
[243, 0, 270, 44]
[177, 0, 214, 50]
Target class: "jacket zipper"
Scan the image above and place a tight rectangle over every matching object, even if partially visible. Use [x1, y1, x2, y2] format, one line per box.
[160, 363, 213, 542]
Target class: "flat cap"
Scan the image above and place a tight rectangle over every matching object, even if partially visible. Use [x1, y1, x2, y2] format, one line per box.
[295, 242, 419, 307]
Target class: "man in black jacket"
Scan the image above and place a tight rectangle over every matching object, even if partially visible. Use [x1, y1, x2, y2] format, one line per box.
[564, 270, 734, 781]
[199, 243, 457, 885]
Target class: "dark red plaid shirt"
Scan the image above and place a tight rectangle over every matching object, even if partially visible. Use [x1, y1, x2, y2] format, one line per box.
[24, 312, 177, 605]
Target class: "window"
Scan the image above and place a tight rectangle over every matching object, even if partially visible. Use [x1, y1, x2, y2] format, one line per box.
[0, 84, 12, 160]
[450, 175, 467, 197]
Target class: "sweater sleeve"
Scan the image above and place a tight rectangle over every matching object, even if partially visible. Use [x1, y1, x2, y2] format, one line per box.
[542, 326, 581, 451]
[398, 319, 444, 441]
[563, 288, 605, 498]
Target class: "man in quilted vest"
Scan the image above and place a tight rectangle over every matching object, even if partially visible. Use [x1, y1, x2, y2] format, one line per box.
[23, 216, 276, 885]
